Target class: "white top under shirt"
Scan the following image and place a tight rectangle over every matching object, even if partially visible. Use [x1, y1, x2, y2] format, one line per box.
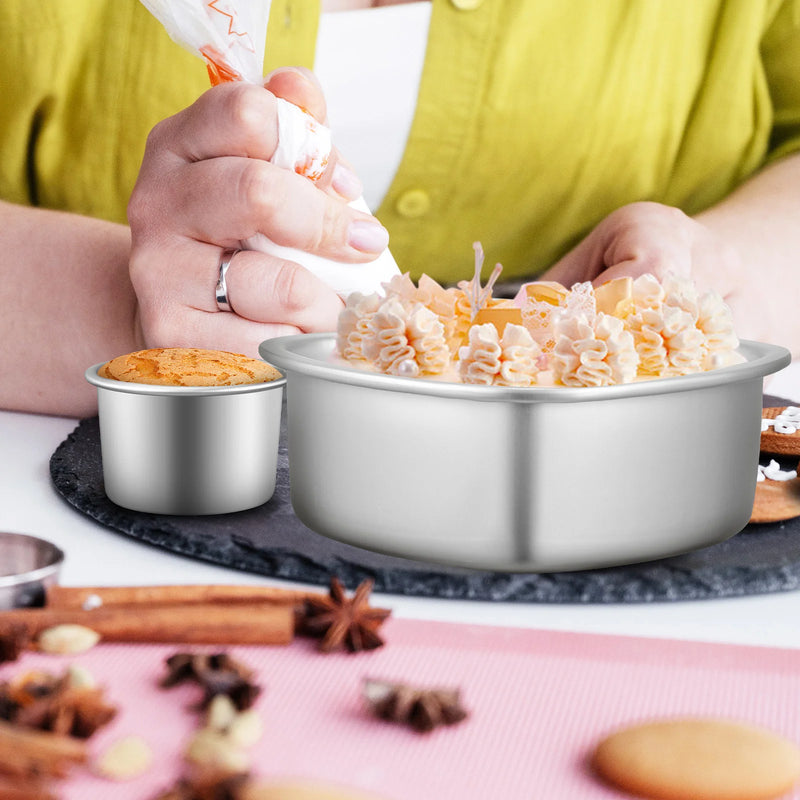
[314, 2, 432, 210]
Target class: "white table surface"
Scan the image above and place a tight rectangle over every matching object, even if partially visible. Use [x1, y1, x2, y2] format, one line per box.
[3, 363, 800, 650]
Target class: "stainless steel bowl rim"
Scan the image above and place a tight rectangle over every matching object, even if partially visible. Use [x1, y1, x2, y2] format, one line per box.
[85, 363, 286, 397]
[0, 532, 64, 588]
[260, 335, 790, 404]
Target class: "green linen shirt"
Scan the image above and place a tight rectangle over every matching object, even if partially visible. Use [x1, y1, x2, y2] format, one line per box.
[1, 0, 799, 284]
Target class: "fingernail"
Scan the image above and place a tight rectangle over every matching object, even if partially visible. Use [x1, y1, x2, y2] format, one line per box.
[348, 220, 389, 254]
[332, 163, 363, 200]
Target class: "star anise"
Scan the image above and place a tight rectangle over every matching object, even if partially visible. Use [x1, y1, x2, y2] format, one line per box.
[0, 672, 116, 739]
[14, 686, 117, 739]
[362, 678, 468, 733]
[6, 671, 63, 707]
[298, 578, 391, 653]
[0, 622, 31, 664]
[0, 672, 60, 725]
[160, 653, 261, 711]
[152, 769, 250, 800]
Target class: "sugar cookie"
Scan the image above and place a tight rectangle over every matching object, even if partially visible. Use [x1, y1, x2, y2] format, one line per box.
[592, 718, 800, 800]
[240, 781, 385, 800]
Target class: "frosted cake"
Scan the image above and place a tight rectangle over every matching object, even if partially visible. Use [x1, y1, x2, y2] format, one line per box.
[336, 244, 743, 388]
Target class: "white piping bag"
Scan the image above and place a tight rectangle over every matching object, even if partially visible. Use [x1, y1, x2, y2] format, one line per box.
[138, 0, 400, 297]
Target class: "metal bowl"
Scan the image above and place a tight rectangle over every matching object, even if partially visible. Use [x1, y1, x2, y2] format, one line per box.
[0, 532, 64, 609]
[260, 334, 790, 572]
[86, 364, 286, 515]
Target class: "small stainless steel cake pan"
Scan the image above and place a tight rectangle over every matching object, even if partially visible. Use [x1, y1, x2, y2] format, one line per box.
[86, 364, 286, 515]
[0, 532, 64, 609]
[260, 334, 790, 572]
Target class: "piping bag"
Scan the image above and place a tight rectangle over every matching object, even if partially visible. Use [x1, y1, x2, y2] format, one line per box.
[138, 0, 400, 297]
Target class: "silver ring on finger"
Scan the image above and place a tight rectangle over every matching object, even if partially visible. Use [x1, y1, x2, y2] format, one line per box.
[215, 248, 241, 313]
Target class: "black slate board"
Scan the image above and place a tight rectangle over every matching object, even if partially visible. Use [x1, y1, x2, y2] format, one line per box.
[49, 396, 800, 603]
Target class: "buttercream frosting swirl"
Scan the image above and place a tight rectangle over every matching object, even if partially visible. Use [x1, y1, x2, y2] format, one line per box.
[383, 272, 461, 353]
[552, 312, 638, 387]
[626, 305, 705, 377]
[496, 324, 542, 387]
[696, 290, 744, 369]
[458, 323, 501, 385]
[625, 273, 740, 376]
[362, 298, 450, 377]
[631, 273, 666, 310]
[459, 323, 541, 386]
[661, 273, 699, 316]
[337, 292, 382, 361]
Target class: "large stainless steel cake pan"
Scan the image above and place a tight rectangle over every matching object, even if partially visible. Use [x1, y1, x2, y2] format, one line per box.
[261, 334, 790, 572]
[86, 364, 286, 515]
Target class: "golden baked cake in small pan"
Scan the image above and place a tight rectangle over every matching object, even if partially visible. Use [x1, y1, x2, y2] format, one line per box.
[99, 347, 282, 387]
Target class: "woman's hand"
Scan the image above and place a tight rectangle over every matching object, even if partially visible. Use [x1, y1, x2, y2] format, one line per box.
[533, 201, 742, 297]
[128, 68, 388, 356]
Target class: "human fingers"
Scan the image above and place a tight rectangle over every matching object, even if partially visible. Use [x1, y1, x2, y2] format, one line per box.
[145, 82, 282, 164]
[142, 80, 361, 202]
[264, 66, 327, 122]
[142, 301, 302, 359]
[161, 156, 387, 259]
[225, 250, 343, 332]
[132, 242, 341, 345]
[541, 202, 696, 288]
[592, 206, 742, 295]
[132, 250, 304, 356]
[264, 66, 363, 201]
[596, 204, 695, 283]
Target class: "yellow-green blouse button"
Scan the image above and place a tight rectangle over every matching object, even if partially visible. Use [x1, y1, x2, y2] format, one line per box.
[450, 0, 484, 9]
[395, 188, 431, 218]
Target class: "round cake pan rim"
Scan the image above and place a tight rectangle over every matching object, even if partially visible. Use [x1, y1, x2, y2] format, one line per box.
[0, 532, 64, 588]
[260, 335, 790, 403]
[85, 363, 286, 397]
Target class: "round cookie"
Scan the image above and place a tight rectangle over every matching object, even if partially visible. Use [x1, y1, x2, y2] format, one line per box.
[241, 781, 386, 800]
[750, 469, 800, 524]
[592, 718, 800, 800]
[100, 348, 281, 387]
[761, 407, 800, 456]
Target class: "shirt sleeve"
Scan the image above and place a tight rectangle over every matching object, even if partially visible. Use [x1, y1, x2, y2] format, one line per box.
[762, 0, 800, 161]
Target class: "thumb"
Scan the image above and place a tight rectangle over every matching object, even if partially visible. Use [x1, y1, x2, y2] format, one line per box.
[264, 66, 328, 123]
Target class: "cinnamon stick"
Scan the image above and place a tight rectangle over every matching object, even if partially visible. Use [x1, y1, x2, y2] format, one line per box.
[0, 720, 86, 780]
[0, 603, 294, 646]
[0, 775, 55, 800]
[46, 585, 319, 610]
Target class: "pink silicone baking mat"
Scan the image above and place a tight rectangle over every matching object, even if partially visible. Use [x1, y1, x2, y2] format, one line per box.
[4, 618, 800, 799]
